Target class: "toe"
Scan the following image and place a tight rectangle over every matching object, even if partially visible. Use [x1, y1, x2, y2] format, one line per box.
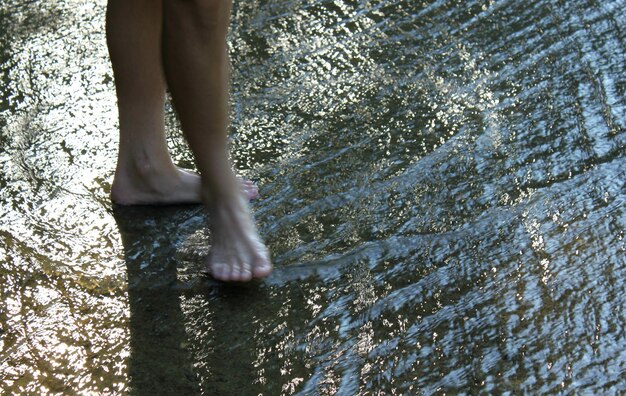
[240, 179, 259, 200]
[240, 260, 253, 282]
[246, 186, 259, 200]
[248, 242, 272, 279]
[252, 255, 272, 279]
[230, 258, 246, 282]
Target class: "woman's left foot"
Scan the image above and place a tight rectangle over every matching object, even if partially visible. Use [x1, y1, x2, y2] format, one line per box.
[111, 164, 258, 206]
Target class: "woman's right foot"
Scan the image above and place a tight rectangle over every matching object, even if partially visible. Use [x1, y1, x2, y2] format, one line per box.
[205, 194, 272, 282]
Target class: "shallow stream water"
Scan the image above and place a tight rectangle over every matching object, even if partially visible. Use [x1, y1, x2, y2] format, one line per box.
[1, 0, 625, 394]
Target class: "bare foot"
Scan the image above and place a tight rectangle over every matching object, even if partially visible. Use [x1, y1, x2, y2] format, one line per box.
[111, 165, 259, 205]
[206, 195, 272, 282]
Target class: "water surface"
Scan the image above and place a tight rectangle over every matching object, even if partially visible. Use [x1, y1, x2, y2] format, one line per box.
[1, 0, 625, 394]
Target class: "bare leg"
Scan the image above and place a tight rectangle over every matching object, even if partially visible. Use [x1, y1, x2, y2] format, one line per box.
[162, 0, 271, 281]
[106, 0, 258, 205]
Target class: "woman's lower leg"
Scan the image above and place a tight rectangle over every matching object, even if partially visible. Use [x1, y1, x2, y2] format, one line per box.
[106, 0, 207, 205]
[162, 0, 271, 281]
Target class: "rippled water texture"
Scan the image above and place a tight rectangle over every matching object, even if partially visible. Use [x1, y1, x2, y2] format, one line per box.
[1, 0, 625, 394]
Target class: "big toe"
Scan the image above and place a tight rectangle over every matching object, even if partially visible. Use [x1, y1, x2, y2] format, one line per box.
[244, 186, 259, 200]
[252, 256, 272, 279]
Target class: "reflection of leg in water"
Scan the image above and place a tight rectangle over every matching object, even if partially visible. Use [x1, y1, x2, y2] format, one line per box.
[106, 0, 271, 281]
[161, 0, 271, 282]
[106, 0, 258, 206]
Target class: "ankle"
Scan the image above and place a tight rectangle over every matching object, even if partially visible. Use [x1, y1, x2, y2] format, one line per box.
[123, 148, 176, 177]
[111, 152, 180, 203]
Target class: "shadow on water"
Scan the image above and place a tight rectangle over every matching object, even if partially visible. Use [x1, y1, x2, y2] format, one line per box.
[113, 206, 294, 395]
[113, 206, 200, 394]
